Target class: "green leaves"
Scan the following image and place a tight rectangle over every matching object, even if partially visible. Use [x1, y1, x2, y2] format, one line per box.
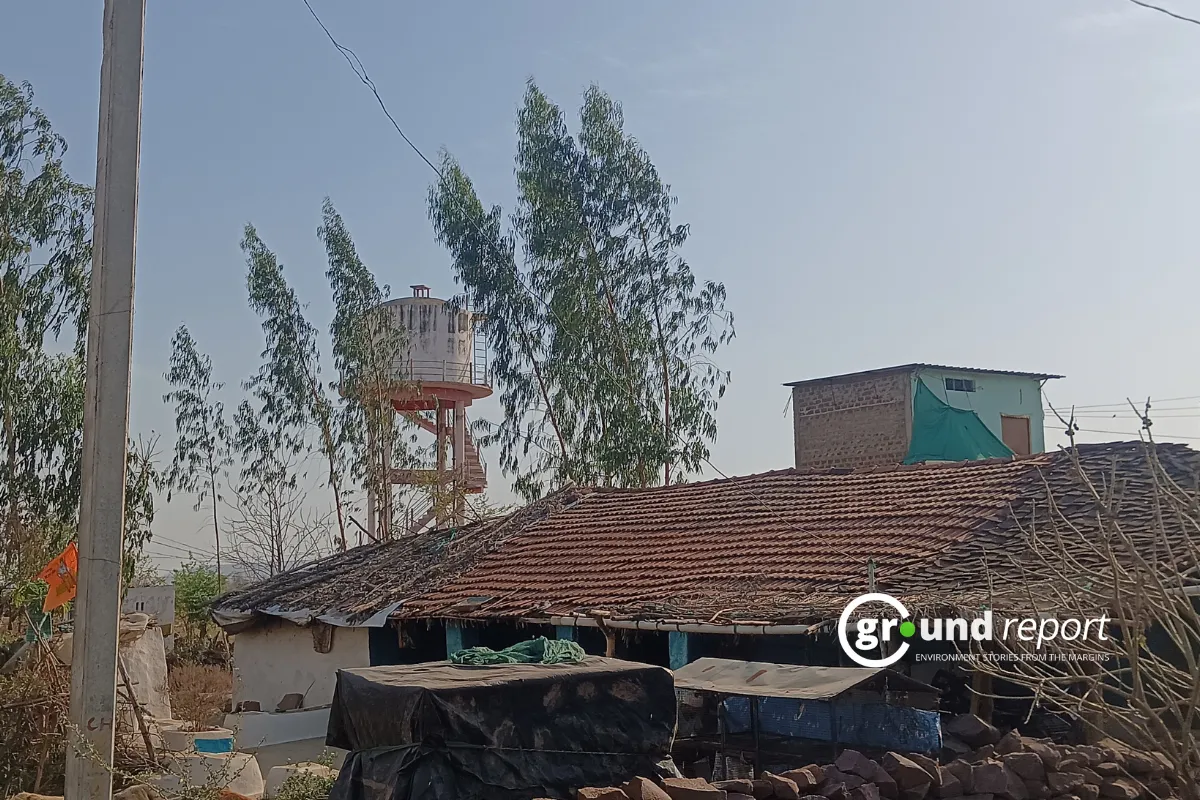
[164, 325, 232, 509]
[428, 81, 734, 501]
[1, 75, 98, 583]
[240, 224, 350, 548]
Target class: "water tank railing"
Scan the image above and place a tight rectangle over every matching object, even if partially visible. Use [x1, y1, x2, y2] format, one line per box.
[388, 358, 490, 387]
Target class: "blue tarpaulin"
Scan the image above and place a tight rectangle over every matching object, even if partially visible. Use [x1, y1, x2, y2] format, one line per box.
[722, 696, 942, 754]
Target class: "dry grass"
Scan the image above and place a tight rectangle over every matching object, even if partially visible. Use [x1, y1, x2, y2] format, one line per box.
[169, 663, 232, 730]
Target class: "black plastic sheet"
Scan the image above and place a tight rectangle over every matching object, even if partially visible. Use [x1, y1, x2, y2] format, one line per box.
[327, 657, 678, 800]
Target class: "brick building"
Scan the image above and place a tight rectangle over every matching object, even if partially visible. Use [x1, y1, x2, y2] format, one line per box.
[786, 364, 1062, 470]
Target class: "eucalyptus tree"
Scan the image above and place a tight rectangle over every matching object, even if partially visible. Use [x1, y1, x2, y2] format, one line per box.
[163, 325, 233, 579]
[319, 199, 412, 537]
[429, 81, 733, 501]
[0, 76, 93, 576]
[240, 225, 348, 549]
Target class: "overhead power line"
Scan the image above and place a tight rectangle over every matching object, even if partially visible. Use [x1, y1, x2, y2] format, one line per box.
[1127, 0, 1200, 26]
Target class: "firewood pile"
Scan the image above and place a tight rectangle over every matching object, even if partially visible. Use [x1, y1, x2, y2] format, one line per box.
[565, 714, 1189, 800]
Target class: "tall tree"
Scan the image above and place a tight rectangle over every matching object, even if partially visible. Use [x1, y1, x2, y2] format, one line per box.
[0, 75, 92, 577]
[240, 225, 349, 549]
[428, 81, 733, 501]
[319, 199, 410, 538]
[163, 325, 232, 580]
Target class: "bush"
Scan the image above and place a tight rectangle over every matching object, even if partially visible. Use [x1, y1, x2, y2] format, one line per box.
[169, 662, 232, 731]
[274, 751, 338, 800]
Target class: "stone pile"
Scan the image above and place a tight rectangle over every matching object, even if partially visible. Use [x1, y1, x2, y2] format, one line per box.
[568, 714, 1186, 800]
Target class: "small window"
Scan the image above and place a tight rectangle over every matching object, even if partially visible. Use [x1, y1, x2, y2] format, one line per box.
[447, 313, 456, 334]
[944, 378, 976, 393]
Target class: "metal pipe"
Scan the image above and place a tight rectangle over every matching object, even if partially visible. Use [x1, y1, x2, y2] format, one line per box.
[543, 616, 816, 636]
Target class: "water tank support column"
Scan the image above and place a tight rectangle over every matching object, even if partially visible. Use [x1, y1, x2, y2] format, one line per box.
[453, 400, 466, 525]
[366, 422, 376, 541]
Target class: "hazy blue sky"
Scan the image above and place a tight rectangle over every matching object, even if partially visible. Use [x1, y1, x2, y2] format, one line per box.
[6, 1, 1200, 567]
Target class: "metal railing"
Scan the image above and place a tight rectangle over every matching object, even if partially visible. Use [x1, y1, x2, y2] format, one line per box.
[391, 358, 490, 386]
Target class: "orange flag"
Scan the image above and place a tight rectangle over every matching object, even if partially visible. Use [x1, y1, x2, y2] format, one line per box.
[38, 541, 79, 612]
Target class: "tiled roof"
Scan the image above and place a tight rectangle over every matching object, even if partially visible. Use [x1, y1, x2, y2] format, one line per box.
[213, 442, 1200, 630]
[783, 363, 1064, 386]
[210, 487, 591, 627]
[398, 442, 1199, 624]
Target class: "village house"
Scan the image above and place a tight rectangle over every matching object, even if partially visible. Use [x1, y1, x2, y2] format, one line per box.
[211, 431, 1200, 763]
[787, 363, 1062, 469]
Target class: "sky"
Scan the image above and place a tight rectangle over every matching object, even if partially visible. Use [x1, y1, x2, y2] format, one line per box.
[6, 0, 1200, 569]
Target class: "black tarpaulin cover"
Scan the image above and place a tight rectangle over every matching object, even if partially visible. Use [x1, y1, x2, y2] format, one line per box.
[327, 657, 678, 800]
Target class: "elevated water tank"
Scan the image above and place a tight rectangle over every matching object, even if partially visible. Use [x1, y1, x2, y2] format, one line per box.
[379, 284, 491, 411]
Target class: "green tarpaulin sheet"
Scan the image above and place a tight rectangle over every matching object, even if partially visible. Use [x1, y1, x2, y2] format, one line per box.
[449, 636, 586, 666]
[903, 380, 1014, 464]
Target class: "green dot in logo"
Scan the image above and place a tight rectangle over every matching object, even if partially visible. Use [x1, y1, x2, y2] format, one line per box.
[899, 620, 917, 638]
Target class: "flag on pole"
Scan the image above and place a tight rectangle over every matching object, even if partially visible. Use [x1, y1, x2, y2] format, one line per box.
[37, 541, 79, 612]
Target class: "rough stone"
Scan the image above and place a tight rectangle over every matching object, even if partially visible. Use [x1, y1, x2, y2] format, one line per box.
[945, 761, 974, 794]
[1075, 747, 1107, 768]
[870, 767, 899, 800]
[763, 773, 801, 800]
[713, 782, 756, 796]
[827, 771, 866, 792]
[971, 746, 997, 764]
[1047, 773, 1085, 794]
[995, 731, 1024, 756]
[1020, 780, 1049, 800]
[1080, 769, 1104, 787]
[819, 784, 849, 800]
[663, 777, 728, 800]
[944, 714, 1002, 748]
[1020, 740, 1060, 771]
[935, 769, 964, 799]
[943, 738, 973, 759]
[1092, 763, 1122, 778]
[751, 779, 776, 800]
[1057, 755, 1089, 773]
[1097, 779, 1140, 800]
[578, 789, 630, 800]
[970, 761, 1028, 799]
[1145, 777, 1173, 798]
[906, 754, 942, 788]
[850, 785, 882, 800]
[1000, 753, 1044, 782]
[882, 753, 937, 792]
[836, 750, 881, 780]
[1076, 786, 1100, 800]
[728, 796, 755, 800]
[957, 795, 997, 800]
[625, 776, 673, 800]
[899, 783, 932, 800]
[780, 768, 824, 791]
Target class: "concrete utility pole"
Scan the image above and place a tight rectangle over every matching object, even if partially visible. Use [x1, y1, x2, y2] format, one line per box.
[64, 1, 145, 798]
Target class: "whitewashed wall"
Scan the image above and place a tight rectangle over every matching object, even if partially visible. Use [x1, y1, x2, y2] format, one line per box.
[231, 620, 370, 709]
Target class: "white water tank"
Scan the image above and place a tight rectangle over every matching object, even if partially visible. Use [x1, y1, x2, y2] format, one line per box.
[381, 285, 477, 385]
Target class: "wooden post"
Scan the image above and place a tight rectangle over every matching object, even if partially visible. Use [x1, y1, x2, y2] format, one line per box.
[970, 670, 994, 722]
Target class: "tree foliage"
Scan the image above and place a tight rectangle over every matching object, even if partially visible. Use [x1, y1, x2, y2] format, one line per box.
[319, 199, 412, 537]
[163, 325, 232, 578]
[0, 75, 92, 576]
[240, 225, 349, 549]
[173, 560, 222, 642]
[1, 74, 157, 588]
[428, 81, 733, 501]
